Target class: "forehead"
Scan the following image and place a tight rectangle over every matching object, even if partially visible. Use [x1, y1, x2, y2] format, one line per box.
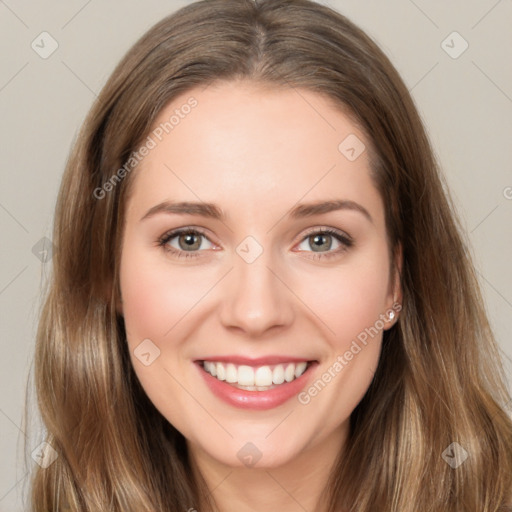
[125, 80, 384, 229]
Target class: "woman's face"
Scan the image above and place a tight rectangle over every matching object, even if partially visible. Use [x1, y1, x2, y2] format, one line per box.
[119, 80, 400, 470]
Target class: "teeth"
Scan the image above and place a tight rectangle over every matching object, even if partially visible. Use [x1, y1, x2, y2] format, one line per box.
[202, 361, 310, 388]
[295, 362, 307, 378]
[284, 363, 295, 382]
[216, 362, 226, 381]
[226, 363, 237, 383]
[255, 366, 272, 387]
[238, 365, 254, 386]
[273, 364, 285, 384]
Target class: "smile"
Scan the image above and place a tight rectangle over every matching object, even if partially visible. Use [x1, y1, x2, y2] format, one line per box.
[195, 358, 318, 410]
[201, 360, 311, 390]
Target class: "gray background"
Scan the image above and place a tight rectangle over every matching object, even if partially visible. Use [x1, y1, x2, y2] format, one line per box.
[1, 1, 511, 510]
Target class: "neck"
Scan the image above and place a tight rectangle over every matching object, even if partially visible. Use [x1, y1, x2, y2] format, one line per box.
[188, 423, 348, 512]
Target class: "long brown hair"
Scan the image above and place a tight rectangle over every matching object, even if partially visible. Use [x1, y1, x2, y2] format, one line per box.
[28, 0, 512, 510]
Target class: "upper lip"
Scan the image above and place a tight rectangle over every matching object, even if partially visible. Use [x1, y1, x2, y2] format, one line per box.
[196, 355, 316, 366]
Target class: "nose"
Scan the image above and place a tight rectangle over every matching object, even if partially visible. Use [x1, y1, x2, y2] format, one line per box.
[218, 247, 295, 338]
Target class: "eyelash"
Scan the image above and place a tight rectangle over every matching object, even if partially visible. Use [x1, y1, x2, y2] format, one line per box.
[157, 227, 354, 261]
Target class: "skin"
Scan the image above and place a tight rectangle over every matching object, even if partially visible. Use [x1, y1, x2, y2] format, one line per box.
[118, 80, 402, 512]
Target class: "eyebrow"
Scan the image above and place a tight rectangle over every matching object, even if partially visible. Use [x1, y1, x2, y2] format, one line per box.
[140, 199, 373, 224]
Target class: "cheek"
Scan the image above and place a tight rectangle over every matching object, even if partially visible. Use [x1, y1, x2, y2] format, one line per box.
[119, 242, 212, 342]
[301, 247, 390, 347]
[294, 251, 389, 429]
[119, 242, 208, 429]
[120, 255, 168, 342]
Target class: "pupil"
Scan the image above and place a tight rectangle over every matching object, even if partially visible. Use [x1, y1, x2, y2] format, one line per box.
[180, 233, 199, 250]
[177, 233, 333, 252]
[311, 234, 331, 252]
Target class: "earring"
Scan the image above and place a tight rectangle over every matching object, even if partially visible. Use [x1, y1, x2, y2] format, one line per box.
[388, 310, 395, 322]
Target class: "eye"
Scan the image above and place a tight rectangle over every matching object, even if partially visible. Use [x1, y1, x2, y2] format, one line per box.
[158, 228, 215, 259]
[157, 226, 353, 260]
[295, 228, 353, 260]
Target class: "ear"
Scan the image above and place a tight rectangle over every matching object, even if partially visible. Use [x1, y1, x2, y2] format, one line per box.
[391, 241, 403, 306]
[385, 242, 403, 327]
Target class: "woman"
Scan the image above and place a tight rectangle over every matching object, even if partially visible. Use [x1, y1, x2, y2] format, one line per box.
[29, 0, 512, 510]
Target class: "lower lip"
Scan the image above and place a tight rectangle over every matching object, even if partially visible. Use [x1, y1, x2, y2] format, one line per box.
[195, 361, 318, 410]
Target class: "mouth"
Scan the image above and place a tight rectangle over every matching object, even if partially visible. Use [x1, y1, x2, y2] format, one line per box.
[198, 359, 314, 391]
[194, 357, 319, 410]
